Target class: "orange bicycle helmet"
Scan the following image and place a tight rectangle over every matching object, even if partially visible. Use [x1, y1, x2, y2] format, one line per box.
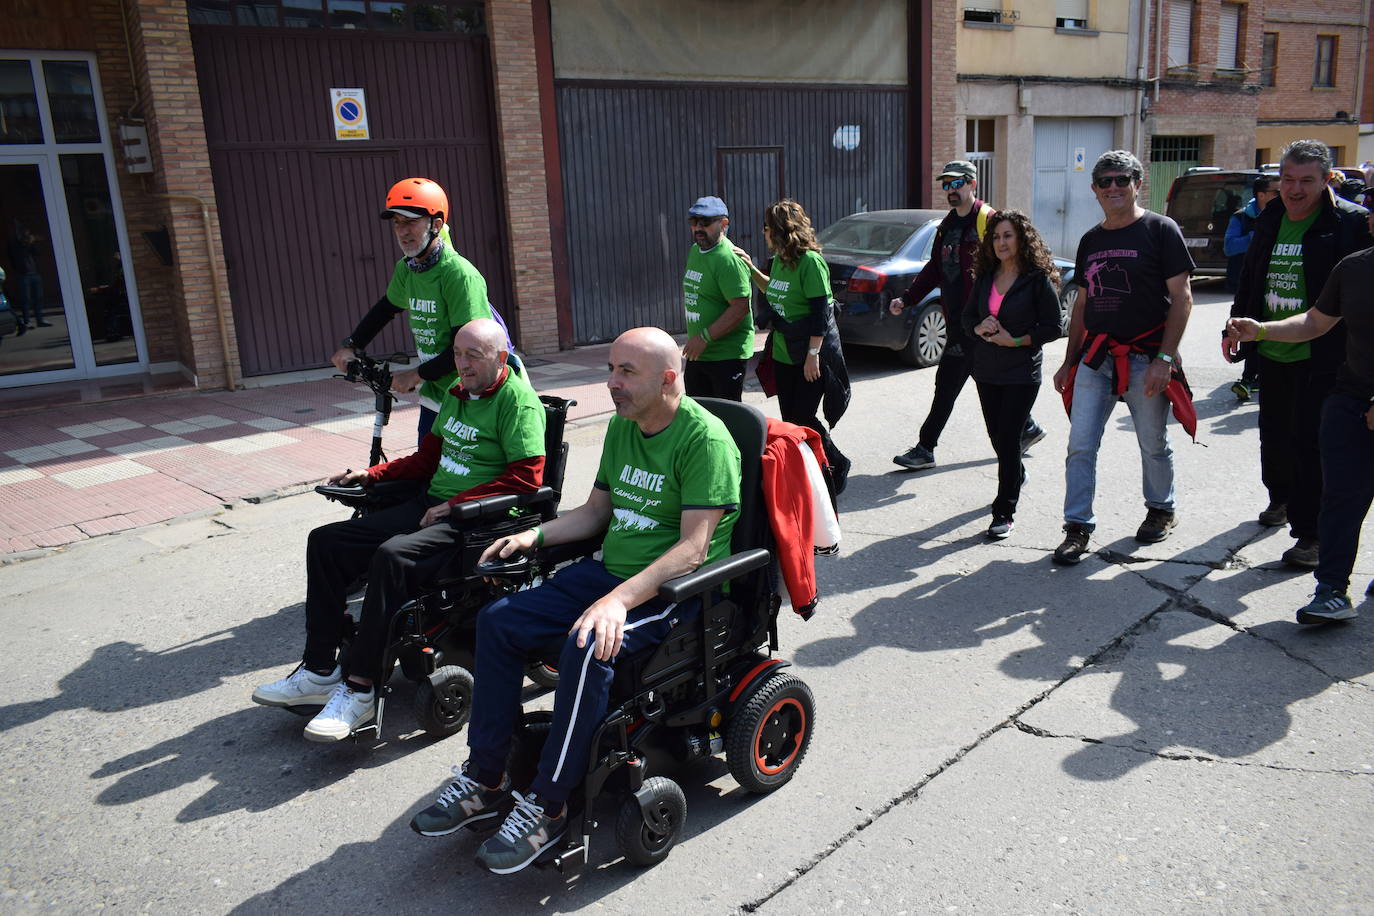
[380, 177, 449, 221]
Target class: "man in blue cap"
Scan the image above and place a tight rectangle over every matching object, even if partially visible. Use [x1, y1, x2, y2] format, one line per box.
[680, 196, 754, 401]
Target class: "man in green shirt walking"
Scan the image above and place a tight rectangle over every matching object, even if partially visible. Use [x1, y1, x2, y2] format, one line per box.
[254, 319, 546, 741]
[681, 196, 755, 400]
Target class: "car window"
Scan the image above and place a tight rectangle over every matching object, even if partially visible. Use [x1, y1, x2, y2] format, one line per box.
[1171, 184, 1246, 223]
[817, 218, 917, 258]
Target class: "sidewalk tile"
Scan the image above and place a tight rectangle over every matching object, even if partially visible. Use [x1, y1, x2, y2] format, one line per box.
[51, 459, 156, 489]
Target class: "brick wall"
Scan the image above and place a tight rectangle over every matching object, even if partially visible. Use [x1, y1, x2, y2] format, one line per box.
[486, 0, 561, 356]
[929, 0, 961, 195]
[1259, 3, 1365, 122]
[128, 0, 239, 388]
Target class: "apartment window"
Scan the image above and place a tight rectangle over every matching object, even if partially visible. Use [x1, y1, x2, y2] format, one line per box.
[1217, 3, 1241, 70]
[1261, 32, 1278, 87]
[1167, 0, 1194, 68]
[966, 119, 996, 205]
[962, 2, 1012, 25]
[1055, 0, 1088, 30]
[1314, 36, 1336, 88]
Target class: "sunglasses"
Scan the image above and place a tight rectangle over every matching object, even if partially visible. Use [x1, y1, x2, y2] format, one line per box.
[1094, 175, 1136, 189]
[941, 178, 969, 191]
[687, 216, 722, 227]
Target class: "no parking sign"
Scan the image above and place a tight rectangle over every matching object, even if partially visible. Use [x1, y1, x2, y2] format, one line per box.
[331, 88, 370, 141]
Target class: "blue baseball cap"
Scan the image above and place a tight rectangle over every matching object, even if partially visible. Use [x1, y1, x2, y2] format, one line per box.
[687, 196, 728, 219]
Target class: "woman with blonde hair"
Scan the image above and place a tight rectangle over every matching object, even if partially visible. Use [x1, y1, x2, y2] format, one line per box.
[962, 209, 1062, 538]
[738, 199, 851, 491]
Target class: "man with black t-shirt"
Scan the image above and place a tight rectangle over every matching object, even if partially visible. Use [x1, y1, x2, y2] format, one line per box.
[1051, 150, 1195, 564]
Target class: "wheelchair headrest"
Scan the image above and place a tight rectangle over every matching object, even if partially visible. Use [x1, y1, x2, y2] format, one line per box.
[538, 395, 576, 494]
[693, 398, 767, 554]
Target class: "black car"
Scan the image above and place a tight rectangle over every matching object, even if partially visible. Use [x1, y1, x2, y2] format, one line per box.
[1164, 168, 1265, 277]
[819, 209, 1075, 367]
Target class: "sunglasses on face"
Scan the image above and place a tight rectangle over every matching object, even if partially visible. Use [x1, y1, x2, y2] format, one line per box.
[1094, 175, 1135, 189]
[941, 178, 969, 191]
[688, 216, 721, 227]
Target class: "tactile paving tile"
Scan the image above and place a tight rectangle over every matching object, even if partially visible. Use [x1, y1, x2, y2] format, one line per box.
[50, 459, 156, 489]
[205, 431, 300, 454]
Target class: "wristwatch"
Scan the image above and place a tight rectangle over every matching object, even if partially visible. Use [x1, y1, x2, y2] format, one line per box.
[1157, 352, 1176, 364]
[806, 347, 821, 356]
[341, 336, 356, 350]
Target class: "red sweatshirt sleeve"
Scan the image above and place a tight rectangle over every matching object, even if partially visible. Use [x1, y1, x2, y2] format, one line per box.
[446, 456, 545, 506]
[365, 432, 442, 483]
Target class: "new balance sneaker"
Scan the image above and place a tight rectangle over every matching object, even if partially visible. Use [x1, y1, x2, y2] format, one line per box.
[303, 682, 375, 741]
[1053, 523, 1091, 565]
[1282, 538, 1320, 569]
[410, 762, 510, 837]
[893, 444, 935, 471]
[987, 516, 1014, 539]
[1020, 424, 1046, 454]
[1135, 508, 1178, 544]
[251, 664, 341, 708]
[1296, 585, 1356, 625]
[1257, 502, 1288, 527]
[476, 791, 567, 875]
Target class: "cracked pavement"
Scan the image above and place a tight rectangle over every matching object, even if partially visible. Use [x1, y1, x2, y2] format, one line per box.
[1, 287, 1371, 913]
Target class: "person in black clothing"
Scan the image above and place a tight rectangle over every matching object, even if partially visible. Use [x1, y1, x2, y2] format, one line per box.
[1223, 175, 1276, 401]
[1223, 140, 1372, 568]
[962, 210, 1063, 539]
[888, 160, 1044, 471]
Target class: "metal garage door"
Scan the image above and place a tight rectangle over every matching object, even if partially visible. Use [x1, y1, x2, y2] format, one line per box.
[1032, 118, 1115, 258]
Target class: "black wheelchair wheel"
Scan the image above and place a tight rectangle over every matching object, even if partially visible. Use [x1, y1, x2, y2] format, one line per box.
[725, 671, 815, 794]
[614, 776, 686, 867]
[526, 661, 559, 690]
[413, 665, 474, 738]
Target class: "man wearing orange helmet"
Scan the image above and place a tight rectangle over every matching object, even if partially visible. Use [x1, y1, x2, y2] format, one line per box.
[330, 177, 509, 442]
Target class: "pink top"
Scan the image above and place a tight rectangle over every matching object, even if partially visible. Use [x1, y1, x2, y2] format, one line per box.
[987, 283, 1006, 318]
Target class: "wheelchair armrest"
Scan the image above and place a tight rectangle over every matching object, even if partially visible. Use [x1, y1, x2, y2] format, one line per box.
[448, 487, 559, 524]
[535, 536, 603, 566]
[315, 484, 366, 501]
[657, 548, 771, 604]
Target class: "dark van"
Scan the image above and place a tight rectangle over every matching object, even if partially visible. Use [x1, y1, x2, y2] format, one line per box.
[1164, 168, 1266, 276]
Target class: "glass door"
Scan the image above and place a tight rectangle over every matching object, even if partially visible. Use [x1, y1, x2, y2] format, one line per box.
[0, 54, 145, 386]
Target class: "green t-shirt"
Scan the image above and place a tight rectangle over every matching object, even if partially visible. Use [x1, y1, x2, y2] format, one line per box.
[386, 243, 493, 410]
[683, 235, 754, 361]
[765, 250, 831, 364]
[426, 368, 545, 501]
[593, 396, 741, 580]
[1259, 209, 1319, 362]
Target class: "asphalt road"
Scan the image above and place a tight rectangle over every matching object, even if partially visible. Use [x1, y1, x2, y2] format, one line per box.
[2, 283, 1370, 914]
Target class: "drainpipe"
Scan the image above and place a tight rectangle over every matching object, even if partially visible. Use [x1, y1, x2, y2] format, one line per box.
[1154, 0, 1163, 105]
[1354, 0, 1371, 136]
[158, 194, 237, 391]
[1135, 0, 1151, 156]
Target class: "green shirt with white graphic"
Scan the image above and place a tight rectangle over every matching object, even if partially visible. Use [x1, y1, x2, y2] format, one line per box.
[426, 368, 545, 501]
[1259, 209, 1319, 363]
[764, 250, 831, 364]
[386, 244, 493, 410]
[683, 235, 754, 361]
[593, 396, 741, 580]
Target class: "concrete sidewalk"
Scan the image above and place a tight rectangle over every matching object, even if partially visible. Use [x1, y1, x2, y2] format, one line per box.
[0, 345, 619, 558]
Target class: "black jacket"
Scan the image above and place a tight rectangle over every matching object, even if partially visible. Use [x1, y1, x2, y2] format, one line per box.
[1230, 191, 1371, 370]
[960, 269, 1062, 385]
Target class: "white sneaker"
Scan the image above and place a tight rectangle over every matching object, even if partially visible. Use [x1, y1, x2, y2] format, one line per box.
[252, 664, 341, 707]
[303, 682, 376, 742]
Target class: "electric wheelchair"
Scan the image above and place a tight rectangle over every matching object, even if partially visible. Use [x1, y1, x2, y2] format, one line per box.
[493, 398, 817, 872]
[299, 388, 575, 742]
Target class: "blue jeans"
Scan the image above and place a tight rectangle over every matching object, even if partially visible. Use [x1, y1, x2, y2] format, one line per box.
[466, 559, 701, 804]
[1315, 393, 1374, 594]
[1064, 354, 1174, 528]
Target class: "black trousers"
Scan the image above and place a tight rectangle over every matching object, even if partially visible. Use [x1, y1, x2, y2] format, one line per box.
[975, 381, 1039, 519]
[1257, 355, 1334, 540]
[303, 493, 466, 682]
[774, 358, 846, 467]
[921, 342, 1039, 449]
[685, 358, 746, 401]
[1316, 392, 1374, 593]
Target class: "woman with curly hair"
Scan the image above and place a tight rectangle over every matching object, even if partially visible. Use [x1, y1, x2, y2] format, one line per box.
[738, 199, 852, 491]
[961, 209, 1062, 538]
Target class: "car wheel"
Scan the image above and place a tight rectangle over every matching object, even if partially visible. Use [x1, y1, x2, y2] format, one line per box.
[900, 301, 946, 368]
[1057, 283, 1075, 338]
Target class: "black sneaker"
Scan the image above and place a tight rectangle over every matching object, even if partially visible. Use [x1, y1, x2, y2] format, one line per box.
[410, 762, 510, 837]
[475, 791, 567, 875]
[893, 444, 935, 470]
[1296, 585, 1356, 625]
[1282, 538, 1319, 569]
[1020, 425, 1046, 454]
[1053, 523, 1091, 564]
[1257, 502, 1288, 527]
[987, 516, 1014, 539]
[1135, 508, 1177, 544]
